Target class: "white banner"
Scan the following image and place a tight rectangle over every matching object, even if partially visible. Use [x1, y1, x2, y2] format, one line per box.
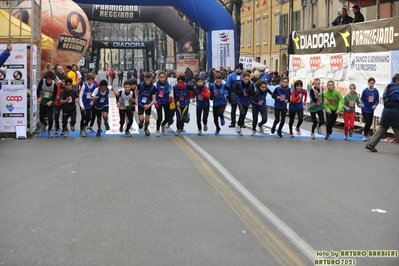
[0, 44, 28, 133]
[239, 57, 253, 69]
[211, 30, 235, 69]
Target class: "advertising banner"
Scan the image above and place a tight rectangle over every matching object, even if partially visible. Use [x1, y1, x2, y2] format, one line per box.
[239, 57, 254, 69]
[391, 50, 399, 76]
[0, 44, 28, 133]
[211, 30, 235, 69]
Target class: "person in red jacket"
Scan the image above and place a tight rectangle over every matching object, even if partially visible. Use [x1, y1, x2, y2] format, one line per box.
[288, 79, 307, 137]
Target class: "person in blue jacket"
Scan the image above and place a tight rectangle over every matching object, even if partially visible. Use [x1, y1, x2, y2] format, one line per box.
[173, 76, 194, 136]
[136, 72, 157, 136]
[225, 63, 244, 128]
[0, 43, 12, 68]
[366, 74, 399, 152]
[361, 77, 379, 141]
[271, 77, 291, 138]
[193, 76, 210, 135]
[154, 72, 173, 137]
[248, 80, 273, 136]
[91, 79, 111, 137]
[235, 72, 254, 136]
[210, 73, 230, 136]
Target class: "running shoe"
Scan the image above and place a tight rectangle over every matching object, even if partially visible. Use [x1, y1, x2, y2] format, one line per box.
[125, 131, 132, 137]
[317, 126, 322, 135]
[161, 125, 166, 133]
[144, 129, 150, 136]
[63, 131, 68, 138]
[220, 117, 225, 126]
[55, 129, 60, 135]
[105, 122, 110, 131]
[215, 129, 220, 136]
[204, 124, 208, 131]
[88, 126, 95, 133]
[277, 130, 283, 138]
[324, 134, 330, 140]
[80, 131, 86, 137]
[271, 126, 276, 134]
[296, 127, 301, 135]
[258, 124, 264, 134]
[290, 131, 294, 137]
[40, 124, 45, 133]
[365, 144, 377, 152]
[343, 134, 347, 140]
[311, 133, 315, 140]
[198, 130, 202, 136]
[175, 130, 180, 136]
[349, 130, 353, 137]
[362, 135, 367, 141]
[139, 122, 143, 129]
[48, 130, 53, 138]
[155, 130, 160, 137]
[96, 130, 101, 137]
[251, 130, 256, 136]
[119, 125, 123, 133]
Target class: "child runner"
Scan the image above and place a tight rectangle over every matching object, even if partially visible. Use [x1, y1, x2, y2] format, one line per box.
[173, 76, 194, 136]
[87, 72, 100, 133]
[111, 81, 135, 137]
[128, 78, 137, 131]
[209, 73, 230, 136]
[54, 74, 66, 135]
[235, 72, 254, 136]
[78, 72, 96, 137]
[59, 78, 79, 138]
[192, 76, 210, 135]
[37, 71, 57, 138]
[154, 72, 173, 137]
[288, 79, 307, 137]
[136, 73, 156, 136]
[308, 78, 325, 139]
[323, 80, 344, 140]
[271, 77, 291, 138]
[249, 80, 273, 136]
[91, 80, 111, 137]
[360, 77, 379, 141]
[343, 84, 363, 140]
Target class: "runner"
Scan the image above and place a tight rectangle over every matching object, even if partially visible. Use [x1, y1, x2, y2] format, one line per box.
[173, 76, 194, 136]
[154, 72, 173, 137]
[288, 79, 307, 137]
[54, 74, 66, 135]
[235, 72, 254, 136]
[78, 72, 96, 137]
[37, 71, 57, 138]
[360, 77, 379, 141]
[343, 84, 363, 140]
[225, 63, 244, 128]
[136, 73, 156, 136]
[209, 73, 230, 136]
[111, 81, 135, 137]
[249, 80, 272, 136]
[91, 80, 111, 137]
[271, 77, 291, 138]
[323, 80, 344, 140]
[308, 78, 325, 139]
[59, 78, 79, 138]
[192, 76, 210, 135]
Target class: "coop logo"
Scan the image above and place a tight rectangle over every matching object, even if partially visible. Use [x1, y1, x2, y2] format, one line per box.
[330, 55, 344, 70]
[6, 96, 23, 102]
[291, 57, 302, 69]
[219, 32, 229, 42]
[5, 103, 14, 112]
[309, 56, 322, 69]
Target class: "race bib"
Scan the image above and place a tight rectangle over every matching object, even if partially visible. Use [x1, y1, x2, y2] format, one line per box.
[44, 92, 50, 98]
[213, 91, 218, 96]
[179, 95, 185, 101]
[368, 95, 374, 103]
[349, 101, 355, 107]
[316, 99, 321, 105]
[141, 97, 147, 103]
[236, 75, 241, 81]
[197, 94, 203, 101]
[258, 99, 264, 105]
[280, 94, 286, 101]
[243, 90, 247, 96]
[100, 98, 105, 103]
[68, 97, 72, 103]
[86, 92, 91, 99]
[158, 90, 164, 98]
[124, 100, 129, 106]
[330, 99, 336, 105]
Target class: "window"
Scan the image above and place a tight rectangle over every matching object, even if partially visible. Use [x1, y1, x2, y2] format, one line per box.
[247, 21, 252, 47]
[280, 14, 288, 37]
[274, 15, 280, 36]
[255, 19, 260, 45]
[294, 11, 301, 31]
[263, 16, 268, 44]
[241, 23, 244, 47]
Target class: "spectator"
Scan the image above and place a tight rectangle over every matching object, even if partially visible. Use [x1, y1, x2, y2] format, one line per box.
[118, 69, 124, 86]
[352, 5, 364, 23]
[332, 7, 353, 26]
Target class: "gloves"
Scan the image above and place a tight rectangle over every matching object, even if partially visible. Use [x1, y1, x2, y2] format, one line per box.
[155, 103, 159, 109]
[168, 97, 173, 104]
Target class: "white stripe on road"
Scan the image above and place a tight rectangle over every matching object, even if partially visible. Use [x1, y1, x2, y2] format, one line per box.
[183, 136, 317, 263]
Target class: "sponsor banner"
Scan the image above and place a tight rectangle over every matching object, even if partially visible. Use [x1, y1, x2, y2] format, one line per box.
[288, 25, 351, 55]
[239, 57, 254, 69]
[211, 30, 235, 69]
[348, 51, 392, 117]
[0, 44, 27, 87]
[351, 17, 399, 53]
[0, 86, 27, 133]
[91, 5, 140, 20]
[392, 50, 399, 76]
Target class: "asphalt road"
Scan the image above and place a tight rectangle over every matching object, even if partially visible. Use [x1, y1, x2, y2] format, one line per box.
[0, 98, 398, 266]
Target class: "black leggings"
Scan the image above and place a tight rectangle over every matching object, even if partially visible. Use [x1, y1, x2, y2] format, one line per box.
[120, 109, 133, 130]
[237, 103, 249, 127]
[156, 104, 170, 130]
[54, 106, 62, 130]
[289, 109, 304, 132]
[213, 104, 226, 131]
[230, 103, 237, 125]
[80, 109, 92, 129]
[326, 111, 338, 135]
[252, 107, 268, 130]
[39, 104, 54, 130]
[272, 108, 287, 133]
[196, 106, 209, 130]
[362, 112, 374, 136]
[310, 110, 325, 133]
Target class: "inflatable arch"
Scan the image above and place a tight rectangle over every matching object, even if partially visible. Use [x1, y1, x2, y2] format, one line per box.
[74, 0, 237, 71]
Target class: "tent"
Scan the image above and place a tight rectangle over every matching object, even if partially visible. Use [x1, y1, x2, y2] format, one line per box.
[252, 61, 268, 70]
[0, 9, 54, 50]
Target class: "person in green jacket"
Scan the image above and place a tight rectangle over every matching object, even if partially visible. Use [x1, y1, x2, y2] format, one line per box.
[322, 80, 344, 140]
[343, 84, 363, 140]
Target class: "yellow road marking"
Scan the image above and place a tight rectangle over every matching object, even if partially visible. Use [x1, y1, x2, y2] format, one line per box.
[173, 137, 305, 266]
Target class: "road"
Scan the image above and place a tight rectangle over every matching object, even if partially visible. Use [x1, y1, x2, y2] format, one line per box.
[0, 97, 398, 266]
